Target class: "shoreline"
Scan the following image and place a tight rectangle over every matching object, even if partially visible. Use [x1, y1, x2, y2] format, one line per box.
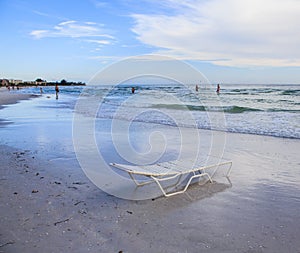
[0, 88, 39, 110]
[0, 91, 300, 252]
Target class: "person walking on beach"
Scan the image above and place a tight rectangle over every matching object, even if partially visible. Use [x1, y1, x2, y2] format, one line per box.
[55, 84, 59, 99]
[216, 84, 220, 94]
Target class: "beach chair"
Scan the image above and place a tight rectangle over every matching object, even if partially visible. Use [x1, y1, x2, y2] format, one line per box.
[110, 157, 232, 197]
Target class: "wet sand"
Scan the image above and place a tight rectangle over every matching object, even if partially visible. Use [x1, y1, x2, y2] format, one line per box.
[0, 92, 300, 253]
[0, 88, 38, 110]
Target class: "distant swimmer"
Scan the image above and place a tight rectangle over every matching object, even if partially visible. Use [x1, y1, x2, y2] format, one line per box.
[55, 84, 59, 99]
[216, 84, 220, 94]
[195, 84, 199, 92]
[131, 87, 135, 94]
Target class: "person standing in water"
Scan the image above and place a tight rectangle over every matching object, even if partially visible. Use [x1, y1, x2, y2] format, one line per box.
[131, 87, 135, 94]
[55, 84, 59, 99]
[195, 84, 199, 92]
[216, 84, 220, 94]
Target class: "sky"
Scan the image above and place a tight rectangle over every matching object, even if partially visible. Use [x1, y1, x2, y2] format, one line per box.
[1, 0, 300, 84]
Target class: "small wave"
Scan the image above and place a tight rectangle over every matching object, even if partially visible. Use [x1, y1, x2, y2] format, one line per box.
[229, 88, 279, 94]
[223, 106, 261, 113]
[267, 108, 300, 113]
[152, 104, 261, 113]
[281, 90, 300, 95]
[152, 104, 206, 111]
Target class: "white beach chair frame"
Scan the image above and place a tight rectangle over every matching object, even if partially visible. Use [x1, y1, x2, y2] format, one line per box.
[110, 158, 232, 197]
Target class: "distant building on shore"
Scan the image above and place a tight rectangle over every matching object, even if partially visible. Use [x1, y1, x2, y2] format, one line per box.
[0, 79, 32, 86]
[23, 81, 38, 85]
[9, 79, 23, 85]
[1, 79, 9, 86]
[0, 79, 23, 86]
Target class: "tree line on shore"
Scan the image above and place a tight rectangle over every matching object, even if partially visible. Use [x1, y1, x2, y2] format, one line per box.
[1, 78, 86, 87]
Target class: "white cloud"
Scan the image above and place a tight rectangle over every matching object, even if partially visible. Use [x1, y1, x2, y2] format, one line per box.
[86, 39, 112, 45]
[30, 20, 114, 40]
[131, 0, 300, 67]
[30, 30, 48, 39]
[90, 0, 108, 8]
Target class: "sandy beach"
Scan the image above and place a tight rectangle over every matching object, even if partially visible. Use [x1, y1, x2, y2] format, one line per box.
[0, 88, 38, 109]
[1, 90, 300, 253]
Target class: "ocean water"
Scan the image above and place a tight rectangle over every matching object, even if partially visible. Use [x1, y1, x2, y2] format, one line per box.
[16, 84, 300, 139]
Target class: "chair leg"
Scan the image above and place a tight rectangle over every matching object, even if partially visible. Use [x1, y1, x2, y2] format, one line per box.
[198, 172, 213, 185]
[128, 173, 153, 186]
[151, 172, 213, 197]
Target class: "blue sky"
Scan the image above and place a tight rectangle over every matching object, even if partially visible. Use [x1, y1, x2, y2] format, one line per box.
[1, 0, 300, 84]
